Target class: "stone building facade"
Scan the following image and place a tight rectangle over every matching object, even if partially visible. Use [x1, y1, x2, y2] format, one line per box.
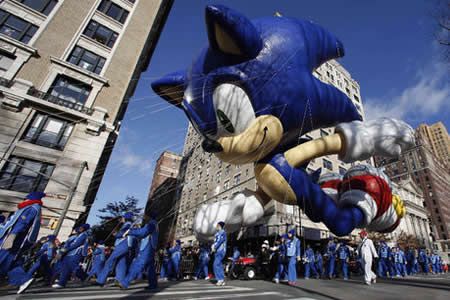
[375, 131, 450, 244]
[0, 0, 173, 239]
[388, 179, 432, 248]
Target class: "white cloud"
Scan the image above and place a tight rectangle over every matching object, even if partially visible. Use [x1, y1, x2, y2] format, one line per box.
[113, 145, 153, 175]
[364, 60, 449, 124]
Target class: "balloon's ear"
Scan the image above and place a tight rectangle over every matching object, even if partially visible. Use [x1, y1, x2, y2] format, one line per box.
[151, 71, 187, 107]
[205, 5, 262, 59]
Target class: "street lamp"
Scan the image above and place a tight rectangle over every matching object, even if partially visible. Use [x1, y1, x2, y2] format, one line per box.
[53, 161, 88, 236]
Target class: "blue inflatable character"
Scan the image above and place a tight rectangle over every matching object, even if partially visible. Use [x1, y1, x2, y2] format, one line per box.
[152, 5, 414, 239]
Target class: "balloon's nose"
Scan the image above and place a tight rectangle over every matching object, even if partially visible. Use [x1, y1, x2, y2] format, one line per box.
[202, 138, 223, 153]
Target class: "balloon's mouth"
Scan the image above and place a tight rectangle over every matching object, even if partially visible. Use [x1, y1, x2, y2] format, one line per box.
[213, 115, 283, 164]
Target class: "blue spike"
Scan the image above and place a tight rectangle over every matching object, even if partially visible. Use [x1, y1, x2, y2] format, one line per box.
[151, 70, 187, 107]
[205, 5, 262, 59]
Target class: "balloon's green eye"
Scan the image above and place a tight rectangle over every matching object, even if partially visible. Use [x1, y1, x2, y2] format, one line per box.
[216, 109, 235, 133]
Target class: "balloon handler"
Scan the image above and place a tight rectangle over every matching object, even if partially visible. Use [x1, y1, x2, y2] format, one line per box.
[151, 5, 412, 240]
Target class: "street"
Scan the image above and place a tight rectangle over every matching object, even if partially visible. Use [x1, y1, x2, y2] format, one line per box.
[0, 274, 449, 300]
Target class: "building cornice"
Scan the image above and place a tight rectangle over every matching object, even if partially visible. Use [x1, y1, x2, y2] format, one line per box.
[49, 56, 109, 85]
[0, 35, 38, 56]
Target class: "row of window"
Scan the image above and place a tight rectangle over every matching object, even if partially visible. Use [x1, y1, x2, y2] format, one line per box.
[1, 0, 131, 75]
[0, 9, 38, 43]
[0, 1, 136, 195]
[17, 0, 58, 16]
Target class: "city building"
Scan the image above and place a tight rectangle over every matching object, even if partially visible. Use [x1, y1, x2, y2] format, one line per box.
[147, 150, 181, 199]
[145, 177, 178, 248]
[0, 0, 173, 239]
[417, 122, 450, 169]
[388, 179, 432, 248]
[144, 150, 182, 247]
[174, 60, 370, 244]
[375, 129, 450, 253]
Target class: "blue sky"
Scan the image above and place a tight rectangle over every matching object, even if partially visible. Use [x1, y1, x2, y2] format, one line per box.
[86, 0, 449, 224]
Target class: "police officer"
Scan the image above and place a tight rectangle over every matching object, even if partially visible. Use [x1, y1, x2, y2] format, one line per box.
[377, 241, 391, 278]
[96, 212, 135, 286]
[159, 243, 171, 281]
[228, 246, 240, 279]
[272, 234, 287, 284]
[53, 224, 90, 288]
[87, 240, 106, 280]
[326, 238, 337, 279]
[169, 239, 182, 280]
[337, 240, 350, 280]
[194, 243, 210, 280]
[304, 244, 318, 279]
[0, 192, 45, 278]
[121, 213, 159, 289]
[286, 229, 300, 286]
[315, 250, 323, 277]
[212, 221, 227, 286]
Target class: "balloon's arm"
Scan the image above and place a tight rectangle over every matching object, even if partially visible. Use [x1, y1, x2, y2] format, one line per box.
[284, 133, 345, 168]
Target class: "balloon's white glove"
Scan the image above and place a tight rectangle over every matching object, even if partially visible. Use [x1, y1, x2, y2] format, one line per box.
[193, 189, 265, 242]
[335, 118, 415, 163]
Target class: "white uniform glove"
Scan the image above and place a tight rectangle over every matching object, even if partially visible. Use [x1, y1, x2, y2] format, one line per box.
[193, 189, 265, 241]
[335, 118, 415, 163]
[1, 233, 16, 250]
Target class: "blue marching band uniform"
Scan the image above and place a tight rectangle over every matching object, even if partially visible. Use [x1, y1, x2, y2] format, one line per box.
[194, 244, 211, 280]
[304, 245, 318, 279]
[1, 193, 445, 294]
[336, 241, 350, 280]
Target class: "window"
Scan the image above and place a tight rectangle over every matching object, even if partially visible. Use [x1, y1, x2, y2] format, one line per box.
[0, 9, 38, 43]
[22, 113, 73, 150]
[225, 165, 231, 176]
[320, 129, 328, 137]
[97, 0, 129, 24]
[83, 20, 118, 48]
[0, 52, 14, 75]
[216, 171, 221, 183]
[0, 156, 54, 193]
[323, 159, 333, 171]
[17, 0, 58, 15]
[224, 180, 229, 190]
[67, 46, 106, 74]
[49, 75, 91, 107]
[339, 166, 347, 175]
[353, 95, 360, 102]
[234, 173, 241, 185]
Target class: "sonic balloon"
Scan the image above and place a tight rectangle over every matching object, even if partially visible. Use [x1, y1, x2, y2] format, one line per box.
[152, 5, 413, 240]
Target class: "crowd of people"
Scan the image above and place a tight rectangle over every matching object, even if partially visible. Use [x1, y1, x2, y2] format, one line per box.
[0, 193, 448, 295]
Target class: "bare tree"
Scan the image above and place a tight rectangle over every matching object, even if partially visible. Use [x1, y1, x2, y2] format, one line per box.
[431, 0, 450, 59]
